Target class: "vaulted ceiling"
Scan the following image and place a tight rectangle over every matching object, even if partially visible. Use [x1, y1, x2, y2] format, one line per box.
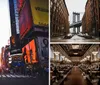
[60, 44, 91, 57]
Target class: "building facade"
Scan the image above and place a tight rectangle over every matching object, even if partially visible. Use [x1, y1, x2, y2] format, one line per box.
[93, 0, 100, 37]
[50, 0, 69, 37]
[82, 0, 100, 38]
[9, 0, 49, 74]
[0, 45, 10, 73]
[82, 13, 86, 33]
[85, 0, 92, 34]
[82, 0, 92, 34]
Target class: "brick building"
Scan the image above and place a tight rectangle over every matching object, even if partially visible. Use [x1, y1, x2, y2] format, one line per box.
[93, 0, 100, 37]
[50, 0, 69, 37]
[82, 13, 86, 33]
[85, 0, 92, 34]
[82, 0, 100, 38]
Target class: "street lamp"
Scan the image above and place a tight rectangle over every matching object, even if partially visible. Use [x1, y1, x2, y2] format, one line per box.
[53, 51, 60, 61]
[92, 51, 98, 61]
[92, 51, 98, 55]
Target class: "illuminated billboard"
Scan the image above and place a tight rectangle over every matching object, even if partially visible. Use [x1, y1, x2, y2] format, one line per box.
[17, 0, 25, 12]
[19, 0, 33, 39]
[29, 0, 48, 27]
[22, 40, 38, 64]
[10, 34, 22, 55]
[36, 37, 49, 67]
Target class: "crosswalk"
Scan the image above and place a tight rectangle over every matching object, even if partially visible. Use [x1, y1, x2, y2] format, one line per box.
[0, 74, 32, 78]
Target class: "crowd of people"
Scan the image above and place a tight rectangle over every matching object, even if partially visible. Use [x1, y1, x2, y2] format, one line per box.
[79, 63, 100, 85]
[50, 63, 72, 85]
[50, 63, 100, 85]
[0, 63, 48, 78]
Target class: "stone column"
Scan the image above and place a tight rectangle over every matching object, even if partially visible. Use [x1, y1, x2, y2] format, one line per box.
[77, 27, 80, 33]
[73, 27, 76, 34]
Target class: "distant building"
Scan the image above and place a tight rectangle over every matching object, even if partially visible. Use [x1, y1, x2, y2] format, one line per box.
[1, 45, 10, 70]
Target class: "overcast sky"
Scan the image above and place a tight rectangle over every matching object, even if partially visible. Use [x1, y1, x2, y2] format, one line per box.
[0, 0, 11, 52]
[65, 0, 87, 24]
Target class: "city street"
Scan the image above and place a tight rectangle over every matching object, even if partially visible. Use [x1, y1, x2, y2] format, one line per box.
[0, 0, 49, 85]
[0, 74, 48, 85]
[51, 35, 100, 43]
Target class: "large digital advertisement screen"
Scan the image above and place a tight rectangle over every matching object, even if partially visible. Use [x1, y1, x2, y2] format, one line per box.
[22, 40, 38, 64]
[19, 0, 33, 39]
[29, 0, 48, 27]
[17, 0, 25, 12]
[36, 37, 49, 67]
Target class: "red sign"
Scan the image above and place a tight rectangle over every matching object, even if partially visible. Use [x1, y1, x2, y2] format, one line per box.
[17, 0, 25, 12]
[22, 40, 38, 64]
[19, 0, 33, 39]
